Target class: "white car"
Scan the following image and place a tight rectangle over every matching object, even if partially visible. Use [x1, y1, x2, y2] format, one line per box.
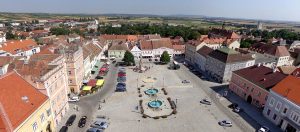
[258, 126, 269, 132]
[218, 120, 232, 127]
[68, 96, 80, 102]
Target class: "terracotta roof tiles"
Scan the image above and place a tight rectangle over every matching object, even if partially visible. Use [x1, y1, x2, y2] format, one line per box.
[272, 75, 300, 105]
[233, 65, 286, 90]
[0, 71, 48, 130]
[0, 39, 38, 55]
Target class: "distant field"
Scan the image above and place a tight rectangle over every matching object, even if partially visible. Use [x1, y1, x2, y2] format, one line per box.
[1, 13, 300, 32]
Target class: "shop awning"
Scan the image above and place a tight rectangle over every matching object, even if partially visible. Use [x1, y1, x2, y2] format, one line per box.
[83, 86, 92, 91]
[96, 79, 105, 86]
[87, 79, 97, 87]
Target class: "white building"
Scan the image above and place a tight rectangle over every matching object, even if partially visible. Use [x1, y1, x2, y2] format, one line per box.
[263, 76, 300, 132]
[194, 46, 214, 71]
[249, 42, 292, 67]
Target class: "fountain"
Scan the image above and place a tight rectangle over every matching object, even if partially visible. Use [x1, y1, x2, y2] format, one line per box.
[145, 88, 159, 95]
[148, 99, 163, 108]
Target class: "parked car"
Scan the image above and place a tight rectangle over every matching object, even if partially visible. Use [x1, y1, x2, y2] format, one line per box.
[182, 80, 191, 84]
[59, 126, 68, 132]
[228, 103, 238, 109]
[115, 88, 126, 92]
[257, 126, 269, 132]
[117, 77, 126, 83]
[66, 114, 76, 126]
[116, 83, 126, 91]
[87, 127, 104, 132]
[118, 73, 126, 77]
[218, 120, 232, 127]
[68, 96, 80, 102]
[91, 121, 109, 129]
[78, 116, 87, 128]
[233, 107, 243, 113]
[200, 99, 211, 105]
[112, 60, 117, 63]
[119, 67, 126, 71]
[118, 70, 126, 74]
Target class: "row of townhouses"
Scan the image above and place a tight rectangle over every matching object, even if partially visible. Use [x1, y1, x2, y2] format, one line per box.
[185, 29, 300, 132]
[101, 34, 185, 60]
[0, 34, 108, 131]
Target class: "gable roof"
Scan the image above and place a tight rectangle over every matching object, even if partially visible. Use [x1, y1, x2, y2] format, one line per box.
[196, 46, 214, 57]
[0, 39, 38, 55]
[233, 65, 286, 90]
[140, 38, 173, 50]
[272, 75, 300, 105]
[249, 42, 290, 57]
[0, 71, 48, 130]
[208, 48, 254, 63]
[108, 42, 128, 51]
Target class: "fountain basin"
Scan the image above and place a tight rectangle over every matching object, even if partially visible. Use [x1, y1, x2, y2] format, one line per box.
[145, 88, 159, 95]
[148, 100, 163, 108]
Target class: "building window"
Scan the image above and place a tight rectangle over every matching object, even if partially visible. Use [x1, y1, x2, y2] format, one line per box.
[283, 107, 288, 114]
[251, 88, 254, 92]
[69, 80, 72, 84]
[47, 109, 51, 117]
[273, 114, 277, 120]
[275, 102, 282, 111]
[269, 97, 275, 106]
[32, 122, 38, 131]
[267, 109, 271, 116]
[40, 113, 45, 123]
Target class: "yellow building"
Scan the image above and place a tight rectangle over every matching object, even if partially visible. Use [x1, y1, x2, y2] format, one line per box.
[0, 72, 54, 132]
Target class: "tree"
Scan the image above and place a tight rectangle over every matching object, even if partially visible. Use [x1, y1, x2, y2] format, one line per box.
[160, 51, 170, 64]
[5, 31, 17, 40]
[122, 51, 135, 66]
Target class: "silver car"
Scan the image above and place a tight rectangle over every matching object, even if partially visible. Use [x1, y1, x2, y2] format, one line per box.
[218, 120, 232, 127]
[91, 121, 109, 129]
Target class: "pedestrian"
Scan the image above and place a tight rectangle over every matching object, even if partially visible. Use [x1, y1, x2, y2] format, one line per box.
[103, 99, 106, 103]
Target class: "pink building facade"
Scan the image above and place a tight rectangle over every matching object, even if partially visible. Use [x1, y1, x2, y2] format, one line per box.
[229, 65, 286, 108]
[65, 46, 84, 94]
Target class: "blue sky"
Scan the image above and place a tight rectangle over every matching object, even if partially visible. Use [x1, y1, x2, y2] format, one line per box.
[1, 0, 300, 21]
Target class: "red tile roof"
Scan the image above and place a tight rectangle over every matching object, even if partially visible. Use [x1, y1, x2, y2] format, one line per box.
[0, 39, 38, 55]
[0, 71, 48, 130]
[0, 57, 13, 67]
[249, 42, 290, 57]
[233, 65, 287, 90]
[196, 46, 214, 57]
[140, 38, 172, 50]
[272, 75, 300, 105]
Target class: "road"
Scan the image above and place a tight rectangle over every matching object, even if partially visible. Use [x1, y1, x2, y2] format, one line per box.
[57, 63, 118, 132]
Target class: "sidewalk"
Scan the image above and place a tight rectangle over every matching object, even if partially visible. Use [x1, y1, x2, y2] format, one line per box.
[217, 88, 281, 132]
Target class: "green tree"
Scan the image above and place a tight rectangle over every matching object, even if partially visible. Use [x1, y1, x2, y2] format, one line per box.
[50, 27, 71, 35]
[160, 51, 170, 64]
[122, 51, 135, 66]
[5, 31, 17, 40]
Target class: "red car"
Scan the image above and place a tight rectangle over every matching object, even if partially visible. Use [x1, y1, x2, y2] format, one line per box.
[118, 73, 126, 77]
